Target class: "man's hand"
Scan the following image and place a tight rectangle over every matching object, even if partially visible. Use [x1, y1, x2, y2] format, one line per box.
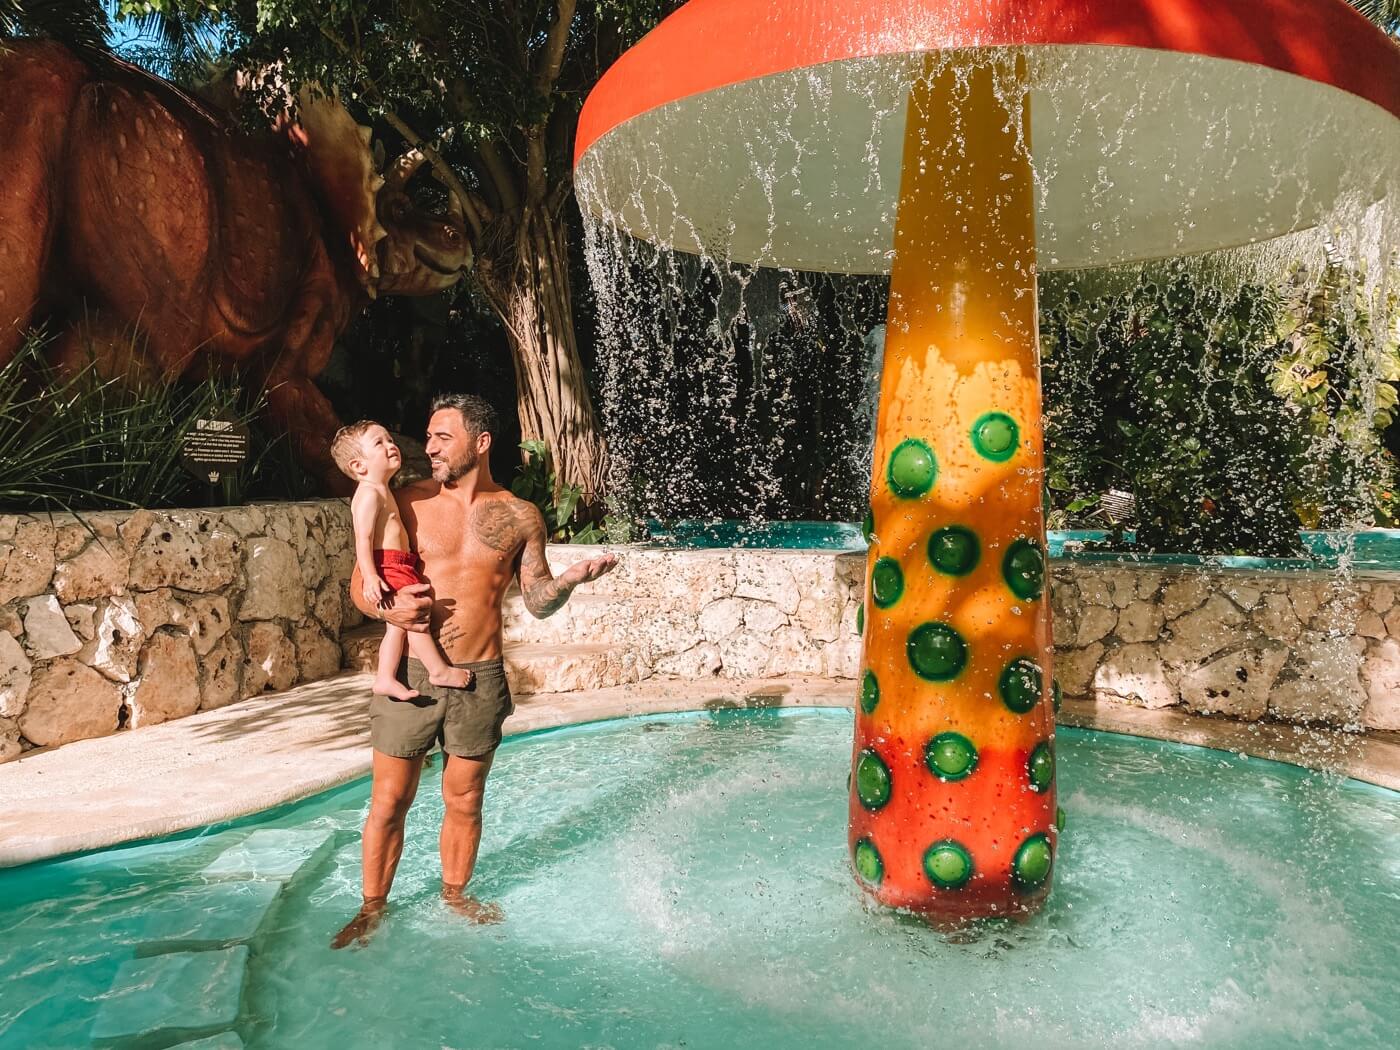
[351, 564, 432, 632]
[379, 582, 433, 633]
[557, 553, 619, 589]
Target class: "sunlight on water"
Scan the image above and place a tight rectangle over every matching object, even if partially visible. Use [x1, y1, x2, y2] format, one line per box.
[1, 710, 1397, 1049]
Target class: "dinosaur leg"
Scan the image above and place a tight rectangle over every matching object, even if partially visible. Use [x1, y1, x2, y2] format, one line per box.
[262, 294, 351, 495]
[0, 92, 61, 365]
[264, 369, 353, 495]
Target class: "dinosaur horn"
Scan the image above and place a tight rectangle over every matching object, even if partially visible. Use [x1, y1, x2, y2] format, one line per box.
[383, 148, 429, 192]
[445, 185, 467, 224]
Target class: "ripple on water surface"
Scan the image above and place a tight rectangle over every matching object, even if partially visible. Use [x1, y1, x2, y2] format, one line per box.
[1, 709, 1397, 1049]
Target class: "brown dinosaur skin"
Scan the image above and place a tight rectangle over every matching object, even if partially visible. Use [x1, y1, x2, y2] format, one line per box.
[0, 41, 469, 492]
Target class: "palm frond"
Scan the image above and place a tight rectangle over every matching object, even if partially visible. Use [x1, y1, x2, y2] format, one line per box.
[0, 0, 109, 51]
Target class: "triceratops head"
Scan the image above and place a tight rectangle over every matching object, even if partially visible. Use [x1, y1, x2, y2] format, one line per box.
[291, 89, 472, 299]
[374, 149, 473, 296]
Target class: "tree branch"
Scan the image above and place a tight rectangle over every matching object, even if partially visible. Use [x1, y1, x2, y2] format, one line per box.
[317, 24, 489, 239]
[534, 0, 578, 98]
[479, 138, 523, 214]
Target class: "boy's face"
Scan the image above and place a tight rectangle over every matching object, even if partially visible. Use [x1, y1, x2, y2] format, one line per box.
[351, 425, 402, 483]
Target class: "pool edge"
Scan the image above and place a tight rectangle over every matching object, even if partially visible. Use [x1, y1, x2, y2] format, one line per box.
[1, 673, 1396, 869]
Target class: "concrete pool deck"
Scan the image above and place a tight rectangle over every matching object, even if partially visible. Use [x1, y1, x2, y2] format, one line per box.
[1, 672, 1397, 868]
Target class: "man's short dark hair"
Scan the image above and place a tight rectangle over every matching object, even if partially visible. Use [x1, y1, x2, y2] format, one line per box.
[430, 393, 499, 437]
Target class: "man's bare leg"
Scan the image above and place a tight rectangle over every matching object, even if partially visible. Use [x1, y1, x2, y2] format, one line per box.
[331, 750, 425, 948]
[440, 750, 503, 924]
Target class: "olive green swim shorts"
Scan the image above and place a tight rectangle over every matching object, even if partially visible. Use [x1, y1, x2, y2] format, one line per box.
[369, 657, 513, 759]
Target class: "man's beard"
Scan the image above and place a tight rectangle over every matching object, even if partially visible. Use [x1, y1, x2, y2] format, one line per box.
[432, 447, 478, 483]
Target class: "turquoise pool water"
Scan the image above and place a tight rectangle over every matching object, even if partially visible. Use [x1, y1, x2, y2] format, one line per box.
[2, 709, 1398, 1049]
[644, 520, 1400, 572]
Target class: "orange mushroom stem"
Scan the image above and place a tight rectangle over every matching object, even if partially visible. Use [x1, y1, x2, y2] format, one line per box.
[850, 54, 1058, 921]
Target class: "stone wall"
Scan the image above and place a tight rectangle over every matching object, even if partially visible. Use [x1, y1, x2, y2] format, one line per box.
[0, 502, 356, 761]
[8, 511, 1397, 762]
[509, 548, 1400, 732]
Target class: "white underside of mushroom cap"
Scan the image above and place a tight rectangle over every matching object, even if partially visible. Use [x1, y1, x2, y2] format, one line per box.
[575, 45, 1400, 272]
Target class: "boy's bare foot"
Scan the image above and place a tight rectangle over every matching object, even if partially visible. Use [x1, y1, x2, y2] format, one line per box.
[374, 677, 420, 703]
[441, 885, 503, 924]
[331, 898, 388, 949]
[428, 666, 475, 690]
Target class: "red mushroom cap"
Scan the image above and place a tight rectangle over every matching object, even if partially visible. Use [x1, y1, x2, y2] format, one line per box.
[576, 0, 1400, 271]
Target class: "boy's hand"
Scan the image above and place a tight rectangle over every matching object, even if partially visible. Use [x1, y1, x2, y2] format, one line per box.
[362, 574, 390, 607]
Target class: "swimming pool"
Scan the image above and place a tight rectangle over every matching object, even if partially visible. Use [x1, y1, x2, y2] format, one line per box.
[2, 708, 1397, 1049]
[643, 520, 1400, 573]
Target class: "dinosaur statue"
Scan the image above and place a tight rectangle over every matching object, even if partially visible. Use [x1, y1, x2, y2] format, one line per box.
[0, 40, 472, 491]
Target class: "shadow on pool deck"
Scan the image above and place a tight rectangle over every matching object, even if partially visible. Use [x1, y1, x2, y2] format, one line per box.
[1, 668, 1396, 870]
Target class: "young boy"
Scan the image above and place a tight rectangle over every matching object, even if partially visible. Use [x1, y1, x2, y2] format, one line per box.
[331, 421, 473, 701]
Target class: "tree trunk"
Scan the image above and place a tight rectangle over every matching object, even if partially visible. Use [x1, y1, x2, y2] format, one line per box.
[480, 203, 609, 507]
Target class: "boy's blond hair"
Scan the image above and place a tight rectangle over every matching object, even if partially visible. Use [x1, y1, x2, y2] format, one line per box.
[330, 420, 380, 479]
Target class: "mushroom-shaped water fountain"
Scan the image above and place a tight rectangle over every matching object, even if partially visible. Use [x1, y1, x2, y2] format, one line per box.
[575, 0, 1400, 921]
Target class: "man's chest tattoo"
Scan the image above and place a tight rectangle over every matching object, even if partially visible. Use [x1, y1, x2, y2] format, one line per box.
[469, 501, 526, 554]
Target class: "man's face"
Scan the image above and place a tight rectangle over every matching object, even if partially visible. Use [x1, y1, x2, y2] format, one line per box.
[425, 408, 486, 483]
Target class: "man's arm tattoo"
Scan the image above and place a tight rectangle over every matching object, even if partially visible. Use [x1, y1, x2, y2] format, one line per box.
[520, 541, 571, 618]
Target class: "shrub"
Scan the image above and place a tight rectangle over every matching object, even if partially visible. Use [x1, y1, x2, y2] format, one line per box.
[1041, 262, 1399, 555]
[0, 332, 273, 512]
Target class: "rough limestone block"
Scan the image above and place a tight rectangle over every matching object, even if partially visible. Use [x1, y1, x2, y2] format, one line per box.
[312, 581, 343, 636]
[200, 829, 335, 884]
[84, 596, 146, 682]
[1159, 572, 1214, 621]
[173, 595, 232, 657]
[199, 634, 244, 711]
[1159, 594, 1245, 665]
[218, 506, 267, 538]
[1270, 632, 1365, 724]
[1116, 600, 1165, 644]
[125, 881, 281, 953]
[732, 553, 802, 615]
[1361, 638, 1400, 731]
[53, 536, 130, 603]
[238, 538, 303, 622]
[1254, 592, 1303, 646]
[90, 946, 248, 1046]
[292, 622, 342, 683]
[0, 716, 21, 762]
[127, 513, 240, 593]
[65, 602, 97, 642]
[18, 658, 122, 747]
[1075, 604, 1117, 646]
[1094, 643, 1178, 708]
[1179, 647, 1288, 719]
[22, 594, 82, 659]
[654, 642, 722, 677]
[241, 622, 297, 695]
[0, 517, 56, 604]
[1055, 642, 1104, 697]
[129, 632, 201, 728]
[0, 629, 32, 718]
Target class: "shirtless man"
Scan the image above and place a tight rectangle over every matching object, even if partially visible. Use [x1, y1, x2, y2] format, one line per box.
[331, 393, 617, 948]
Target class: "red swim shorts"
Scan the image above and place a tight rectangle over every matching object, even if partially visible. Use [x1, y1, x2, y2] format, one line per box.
[374, 549, 425, 592]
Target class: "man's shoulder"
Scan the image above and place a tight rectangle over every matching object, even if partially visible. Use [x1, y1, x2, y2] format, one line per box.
[491, 489, 542, 521]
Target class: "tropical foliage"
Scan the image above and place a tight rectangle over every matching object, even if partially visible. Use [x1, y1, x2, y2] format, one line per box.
[511, 440, 613, 544]
[1042, 263, 1400, 554]
[0, 333, 290, 512]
